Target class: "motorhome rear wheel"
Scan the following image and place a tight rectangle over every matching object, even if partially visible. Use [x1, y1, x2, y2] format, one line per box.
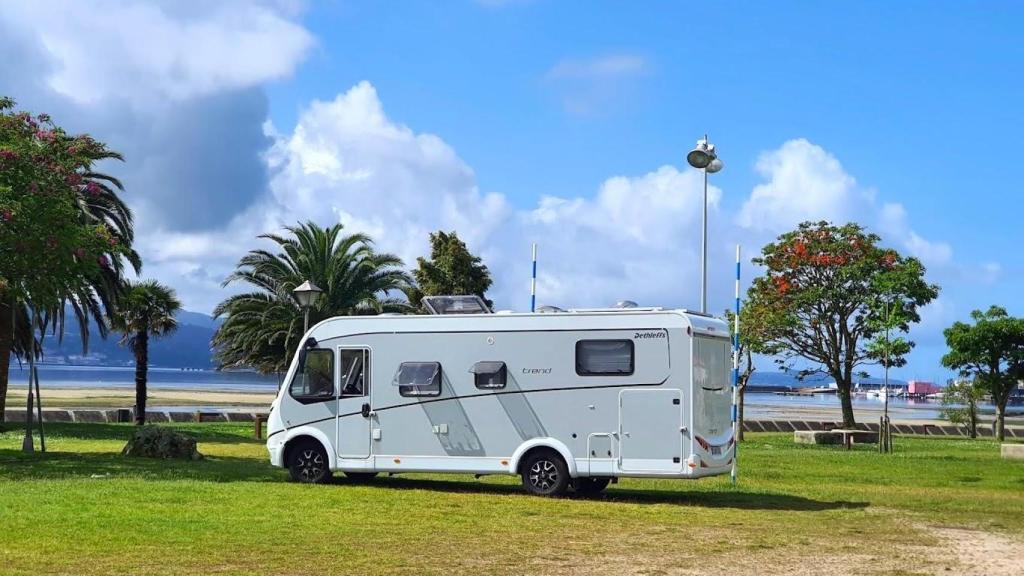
[521, 450, 570, 496]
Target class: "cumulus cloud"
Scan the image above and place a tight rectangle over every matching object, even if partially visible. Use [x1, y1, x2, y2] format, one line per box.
[737, 139, 955, 272]
[738, 139, 866, 230]
[265, 82, 511, 262]
[144, 82, 716, 312]
[1, 0, 313, 106]
[0, 1, 972, 334]
[0, 1, 311, 234]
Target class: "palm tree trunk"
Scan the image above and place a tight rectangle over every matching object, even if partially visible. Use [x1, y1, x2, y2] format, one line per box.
[134, 331, 149, 425]
[0, 291, 13, 424]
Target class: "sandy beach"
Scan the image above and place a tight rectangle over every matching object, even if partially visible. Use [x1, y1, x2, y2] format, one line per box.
[4, 385, 276, 410]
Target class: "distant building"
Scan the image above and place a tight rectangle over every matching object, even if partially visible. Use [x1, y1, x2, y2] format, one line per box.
[907, 380, 940, 395]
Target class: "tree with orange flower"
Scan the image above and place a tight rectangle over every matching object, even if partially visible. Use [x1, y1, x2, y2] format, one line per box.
[747, 221, 938, 427]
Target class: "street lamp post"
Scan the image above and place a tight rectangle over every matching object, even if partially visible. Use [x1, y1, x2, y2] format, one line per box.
[293, 280, 323, 333]
[686, 134, 723, 313]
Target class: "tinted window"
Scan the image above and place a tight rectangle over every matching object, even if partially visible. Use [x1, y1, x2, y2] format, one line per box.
[289, 349, 334, 402]
[471, 361, 507, 390]
[395, 362, 442, 397]
[576, 340, 634, 376]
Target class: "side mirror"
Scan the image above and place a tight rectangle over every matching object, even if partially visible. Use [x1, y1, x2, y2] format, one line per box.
[296, 337, 319, 372]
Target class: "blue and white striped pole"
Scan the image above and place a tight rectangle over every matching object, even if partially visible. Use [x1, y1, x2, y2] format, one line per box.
[732, 244, 741, 486]
[530, 243, 537, 312]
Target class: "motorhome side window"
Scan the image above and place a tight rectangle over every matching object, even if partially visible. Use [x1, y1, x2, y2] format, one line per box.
[339, 349, 368, 397]
[395, 362, 442, 397]
[289, 349, 334, 403]
[471, 361, 507, 390]
[575, 340, 635, 376]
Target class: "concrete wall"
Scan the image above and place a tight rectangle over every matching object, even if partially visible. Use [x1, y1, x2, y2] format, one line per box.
[743, 419, 1023, 438]
[3, 410, 1021, 439]
[2, 409, 266, 424]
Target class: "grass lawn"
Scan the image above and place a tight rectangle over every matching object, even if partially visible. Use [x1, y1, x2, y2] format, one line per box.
[1, 423, 1022, 576]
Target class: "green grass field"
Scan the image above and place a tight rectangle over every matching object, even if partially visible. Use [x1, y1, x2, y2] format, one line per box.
[1, 423, 1021, 575]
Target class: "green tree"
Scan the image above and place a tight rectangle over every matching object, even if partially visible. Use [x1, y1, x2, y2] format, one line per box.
[747, 221, 938, 428]
[725, 300, 778, 441]
[213, 221, 412, 374]
[109, 281, 181, 425]
[941, 306, 1024, 441]
[412, 231, 493, 310]
[0, 97, 132, 422]
[865, 283, 917, 452]
[940, 378, 986, 439]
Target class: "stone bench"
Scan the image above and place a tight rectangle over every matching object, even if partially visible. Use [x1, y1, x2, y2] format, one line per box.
[1002, 444, 1024, 460]
[795, 429, 878, 449]
[794, 430, 844, 445]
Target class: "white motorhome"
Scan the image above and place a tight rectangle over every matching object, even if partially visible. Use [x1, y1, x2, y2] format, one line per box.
[266, 297, 735, 496]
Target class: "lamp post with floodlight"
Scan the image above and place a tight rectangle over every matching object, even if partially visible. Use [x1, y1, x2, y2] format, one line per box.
[686, 134, 723, 314]
[293, 280, 323, 334]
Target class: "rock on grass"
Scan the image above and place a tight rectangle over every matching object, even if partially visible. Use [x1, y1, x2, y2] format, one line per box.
[122, 426, 203, 460]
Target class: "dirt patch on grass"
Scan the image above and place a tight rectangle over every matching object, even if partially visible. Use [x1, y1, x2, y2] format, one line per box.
[509, 524, 1024, 576]
[927, 527, 1024, 575]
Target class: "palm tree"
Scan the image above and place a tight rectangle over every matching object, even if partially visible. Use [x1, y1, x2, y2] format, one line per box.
[0, 151, 138, 422]
[213, 221, 413, 374]
[109, 281, 181, 425]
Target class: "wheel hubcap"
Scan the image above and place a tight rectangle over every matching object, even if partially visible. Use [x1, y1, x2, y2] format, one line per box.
[528, 459, 559, 491]
[296, 449, 324, 481]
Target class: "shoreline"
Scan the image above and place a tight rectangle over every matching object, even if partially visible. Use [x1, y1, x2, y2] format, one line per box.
[6, 384, 1022, 426]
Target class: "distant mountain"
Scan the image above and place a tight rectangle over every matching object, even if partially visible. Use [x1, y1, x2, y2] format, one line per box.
[175, 310, 222, 331]
[21, 309, 221, 369]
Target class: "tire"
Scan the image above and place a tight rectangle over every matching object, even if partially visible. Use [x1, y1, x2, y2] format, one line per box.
[343, 471, 379, 482]
[287, 439, 333, 484]
[521, 450, 570, 496]
[573, 477, 611, 496]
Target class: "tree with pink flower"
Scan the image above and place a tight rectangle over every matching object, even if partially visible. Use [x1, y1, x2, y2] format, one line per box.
[0, 96, 139, 424]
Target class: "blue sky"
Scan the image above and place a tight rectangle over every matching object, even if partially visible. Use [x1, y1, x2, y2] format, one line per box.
[1, 1, 1021, 380]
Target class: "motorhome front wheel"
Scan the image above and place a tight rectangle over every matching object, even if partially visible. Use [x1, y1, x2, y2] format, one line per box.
[287, 439, 333, 484]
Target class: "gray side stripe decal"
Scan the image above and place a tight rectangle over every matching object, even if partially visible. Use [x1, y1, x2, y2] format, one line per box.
[269, 378, 668, 439]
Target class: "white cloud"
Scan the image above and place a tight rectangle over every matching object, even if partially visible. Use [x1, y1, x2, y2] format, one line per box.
[2, 1, 313, 106]
[544, 53, 651, 116]
[265, 82, 511, 263]
[879, 202, 953, 266]
[737, 139, 864, 230]
[546, 55, 649, 80]
[738, 139, 955, 270]
[510, 165, 716, 308]
[141, 82, 717, 312]
[120, 83, 968, 322]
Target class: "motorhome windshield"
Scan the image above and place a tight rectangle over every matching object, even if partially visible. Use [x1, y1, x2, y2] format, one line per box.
[693, 335, 732, 439]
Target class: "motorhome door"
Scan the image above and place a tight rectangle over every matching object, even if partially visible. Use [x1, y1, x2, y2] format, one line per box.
[618, 389, 683, 472]
[336, 347, 371, 458]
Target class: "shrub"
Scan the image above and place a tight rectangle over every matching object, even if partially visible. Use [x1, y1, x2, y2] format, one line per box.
[122, 426, 203, 460]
